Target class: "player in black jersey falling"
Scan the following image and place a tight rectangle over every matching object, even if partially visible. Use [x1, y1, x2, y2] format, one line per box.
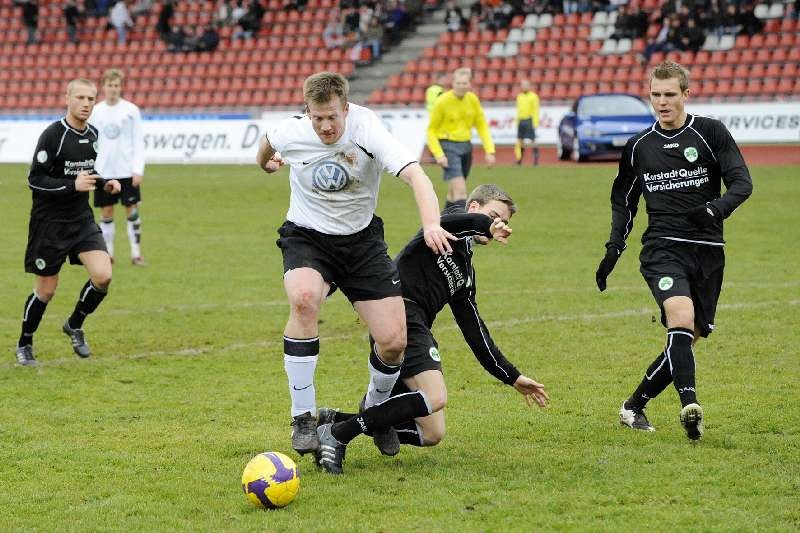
[314, 184, 549, 474]
[595, 62, 752, 440]
[13, 79, 121, 366]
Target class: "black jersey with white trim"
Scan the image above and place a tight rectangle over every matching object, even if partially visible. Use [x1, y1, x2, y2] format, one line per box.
[606, 114, 752, 251]
[28, 118, 99, 222]
[395, 207, 521, 385]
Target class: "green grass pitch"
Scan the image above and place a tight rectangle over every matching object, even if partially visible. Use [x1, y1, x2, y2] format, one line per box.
[0, 161, 798, 530]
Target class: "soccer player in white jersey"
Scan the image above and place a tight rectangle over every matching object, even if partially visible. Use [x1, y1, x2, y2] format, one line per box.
[90, 69, 146, 266]
[257, 72, 454, 457]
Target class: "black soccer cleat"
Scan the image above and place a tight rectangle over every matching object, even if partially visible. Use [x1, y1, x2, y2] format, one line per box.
[62, 321, 91, 358]
[360, 394, 400, 457]
[315, 423, 346, 475]
[619, 401, 656, 432]
[680, 403, 704, 441]
[290, 411, 320, 455]
[15, 345, 36, 366]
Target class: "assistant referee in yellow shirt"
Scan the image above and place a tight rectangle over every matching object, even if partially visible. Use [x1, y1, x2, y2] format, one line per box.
[426, 67, 495, 208]
[515, 79, 540, 166]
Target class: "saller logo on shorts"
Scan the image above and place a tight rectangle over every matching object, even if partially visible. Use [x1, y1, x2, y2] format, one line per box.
[312, 161, 350, 191]
[35, 258, 46, 270]
[684, 146, 698, 162]
[658, 276, 674, 291]
[429, 347, 441, 362]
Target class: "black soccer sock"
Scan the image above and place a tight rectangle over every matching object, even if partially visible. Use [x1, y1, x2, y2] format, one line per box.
[330, 390, 432, 445]
[395, 419, 424, 446]
[533, 147, 540, 165]
[665, 327, 698, 407]
[68, 280, 107, 329]
[626, 351, 673, 412]
[18, 292, 48, 347]
[332, 411, 357, 423]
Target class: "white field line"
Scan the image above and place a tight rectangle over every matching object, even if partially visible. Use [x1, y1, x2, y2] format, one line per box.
[4, 298, 798, 369]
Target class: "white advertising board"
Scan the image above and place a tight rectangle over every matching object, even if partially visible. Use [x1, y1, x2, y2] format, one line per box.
[0, 101, 796, 164]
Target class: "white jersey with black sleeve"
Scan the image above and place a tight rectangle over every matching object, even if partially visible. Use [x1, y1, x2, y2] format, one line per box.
[90, 98, 145, 179]
[267, 103, 417, 236]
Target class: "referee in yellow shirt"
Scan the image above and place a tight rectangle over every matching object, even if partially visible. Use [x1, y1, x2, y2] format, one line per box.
[515, 79, 540, 166]
[427, 67, 495, 208]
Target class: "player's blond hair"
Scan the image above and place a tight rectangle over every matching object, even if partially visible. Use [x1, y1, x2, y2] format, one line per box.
[650, 61, 690, 92]
[453, 67, 472, 80]
[66, 78, 97, 96]
[102, 68, 124, 84]
[303, 72, 349, 107]
[467, 184, 517, 215]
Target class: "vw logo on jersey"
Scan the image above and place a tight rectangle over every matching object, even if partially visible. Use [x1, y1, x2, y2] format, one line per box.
[103, 123, 122, 139]
[312, 161, 350, 191]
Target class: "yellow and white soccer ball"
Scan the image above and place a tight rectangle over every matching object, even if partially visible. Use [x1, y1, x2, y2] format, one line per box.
[241, 451, 300, 509]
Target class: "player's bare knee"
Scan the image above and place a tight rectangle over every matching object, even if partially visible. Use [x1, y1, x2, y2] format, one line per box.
[289, 289, 321, 321]
[427, 391, 447, 412]
[36, 287, 56, 302]
[92, 272, 112, 290]
[423, 427, 445, 446]
[376, 330, 406, 363]
[668, 312, 694, 330]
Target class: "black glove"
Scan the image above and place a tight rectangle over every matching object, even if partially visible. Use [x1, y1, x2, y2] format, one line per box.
[595, 246, 621, 292]
[687, 202, 721, 228]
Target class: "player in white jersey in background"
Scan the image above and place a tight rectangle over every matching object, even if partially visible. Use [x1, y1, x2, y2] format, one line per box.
[257, 72, 454, 458]
[90, 68, 146, 266]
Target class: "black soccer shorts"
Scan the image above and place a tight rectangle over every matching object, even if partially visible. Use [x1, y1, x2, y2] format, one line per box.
[517, 118, 536, 142]
[640, 239, 725, 337]
[276, 215, 402, 303]
[398, 299, 443, 379]
[25, 217, 108, 276]
[93, 178, 141, 207]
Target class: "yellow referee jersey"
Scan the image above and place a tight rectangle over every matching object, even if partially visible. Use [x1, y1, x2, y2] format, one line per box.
[516, 90, 540, 127]
[426, 90, 495, 158]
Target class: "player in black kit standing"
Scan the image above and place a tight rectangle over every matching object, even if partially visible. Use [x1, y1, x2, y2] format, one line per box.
[13, 79, 121, 365]
[595, 61, 753, 440]
[313, 184, 549, 474]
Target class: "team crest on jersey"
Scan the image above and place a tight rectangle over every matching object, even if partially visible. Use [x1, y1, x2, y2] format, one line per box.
[658, 276, 674, 291]
[35, 258, 46, 270]
[683, 146, 698, 162]
[312, 161, 350, 191]
[36, 150, 48, 163]
[429, 347, 441, 362]
[103, 123, 121, 139]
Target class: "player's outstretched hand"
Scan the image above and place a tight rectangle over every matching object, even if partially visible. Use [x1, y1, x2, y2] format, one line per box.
[74, 171, 98, 192]
[485, 153, 496, 168]
[489, 217, 512, 244]
[263, 151, 285, 173]
[423, 224, 456, 255]
[435, 155, 449, 169]
[595, 246, 621, 292]
[687, 202, 720, 228]
[513, 375, 549, 408]
[104, 179, 122, 194]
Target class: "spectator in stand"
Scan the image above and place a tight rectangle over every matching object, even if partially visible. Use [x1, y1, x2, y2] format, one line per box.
[110, 0, 134, 44]
[610, 3, 647, 40]
[215, 0, 232, 25]
[130, 0, 152, 18]
[719, 3, 740, 35]
[362, 11, 384, 60]
[678, 17, 705, 52]
[64, 0, 81, 43]
[167, 24, 186, 50]
[384, 0, 409, 43]
[156, 0, 174, 40]
[197, 24, 220, 51]
[485, 2, 513, 31]
[231, 0, 246, 24]
[19, 0, 39, 44]
[736, 2, 763, 37]
[641, 15, 681, 63]
[323, 9, 346, 48]
[233, 0, 265, 39]
[342, 6, 361, 35]
[444, 0, 467, 32]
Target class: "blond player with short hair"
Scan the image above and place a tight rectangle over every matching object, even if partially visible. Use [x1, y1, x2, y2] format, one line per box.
[90, 68, 146, 265]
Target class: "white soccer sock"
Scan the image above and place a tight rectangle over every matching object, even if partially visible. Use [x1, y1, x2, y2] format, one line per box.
[127, 210, 142, 258]
[284, 336, 319, 417]
[365, 344, 401, 408]
[100, 218, 115, 258]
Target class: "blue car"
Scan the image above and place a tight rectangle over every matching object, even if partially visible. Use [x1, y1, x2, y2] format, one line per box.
[557, 93, 655, 162]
